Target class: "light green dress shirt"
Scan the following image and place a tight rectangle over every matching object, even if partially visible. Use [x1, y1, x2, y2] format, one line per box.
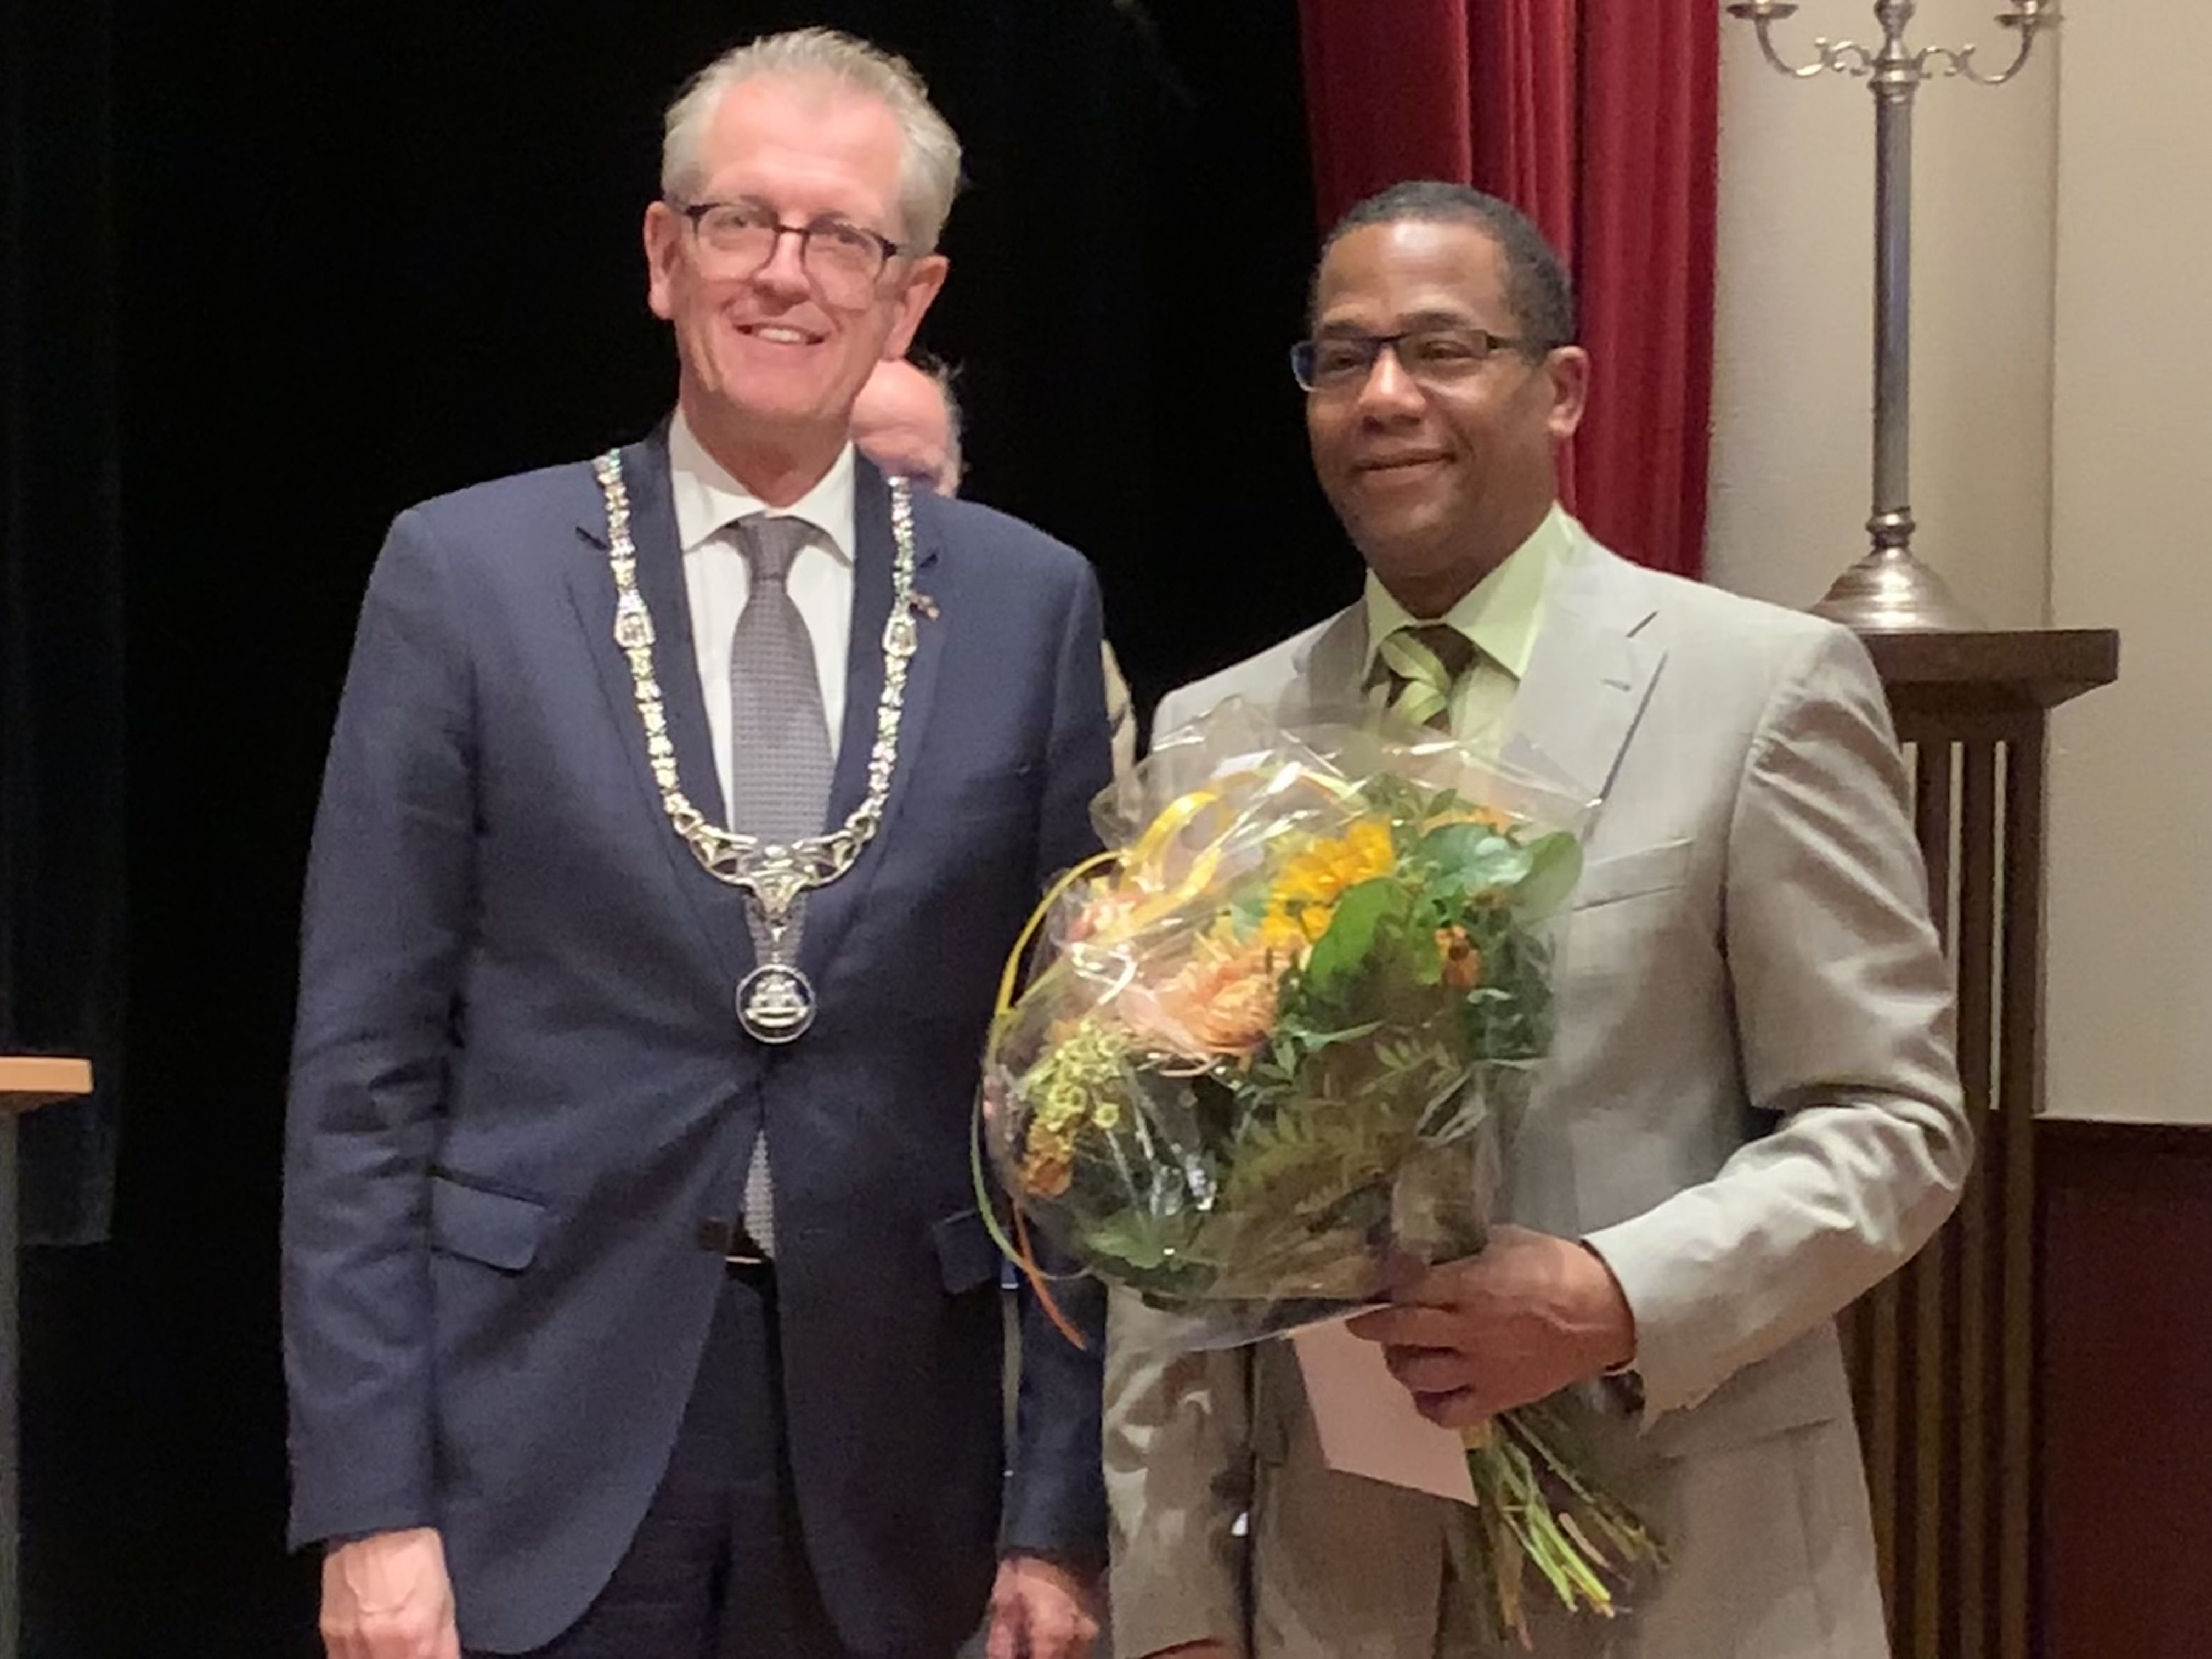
[1360, 501, 1579, 741]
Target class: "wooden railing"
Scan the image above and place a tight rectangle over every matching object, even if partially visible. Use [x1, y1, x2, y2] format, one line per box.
[1848, 631, 2117, 1659]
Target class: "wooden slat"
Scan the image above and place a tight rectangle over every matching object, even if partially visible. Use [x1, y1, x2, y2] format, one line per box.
[1905, 1232, 1944, 1659]
[1914, 743, 1956, 953]
[1866, 1268, 1903, 1650]
[1905, 743, 1956, 1659]
[1997, 735, 2045, 1659]
[1955, 741, 2000, 1659]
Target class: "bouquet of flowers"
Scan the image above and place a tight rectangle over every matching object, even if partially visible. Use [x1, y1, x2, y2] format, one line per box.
[981, 701, 1665, 1644]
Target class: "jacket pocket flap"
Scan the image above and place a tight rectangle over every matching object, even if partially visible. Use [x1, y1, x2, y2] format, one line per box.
[932, 1207, 1005, 1295]
[1573, 837, 1694, 911]
[429, 1174, 546, 1272]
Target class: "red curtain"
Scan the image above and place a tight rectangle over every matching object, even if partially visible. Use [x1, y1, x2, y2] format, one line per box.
[1297, 1, 1718, 580]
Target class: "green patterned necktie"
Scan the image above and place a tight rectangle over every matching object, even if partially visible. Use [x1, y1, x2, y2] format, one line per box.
[1369, 622, 1479, 731]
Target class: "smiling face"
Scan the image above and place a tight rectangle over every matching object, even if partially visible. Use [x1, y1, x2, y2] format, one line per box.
[644, 72, 947, 499]
[1305, 218, 1587, 617]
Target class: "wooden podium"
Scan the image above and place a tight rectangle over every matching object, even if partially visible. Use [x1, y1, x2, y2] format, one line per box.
[2, 1056, 94, 1659]
[1852, 631, 2118, 1659]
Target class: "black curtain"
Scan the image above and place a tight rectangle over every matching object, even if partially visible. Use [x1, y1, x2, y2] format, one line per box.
[2, 0, 126, 1246]
[15, 3, 1340, 1652]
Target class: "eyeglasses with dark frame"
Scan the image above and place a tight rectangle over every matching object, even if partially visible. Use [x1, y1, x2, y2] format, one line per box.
[673, 199, 911, 303]
[1289, 326, 1541, 393]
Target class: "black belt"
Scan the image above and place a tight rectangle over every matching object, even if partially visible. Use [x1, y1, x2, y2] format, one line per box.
[697, 1219, 776, 1285]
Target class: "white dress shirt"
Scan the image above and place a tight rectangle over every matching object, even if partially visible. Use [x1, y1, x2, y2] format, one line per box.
[667, 410, 857, 823]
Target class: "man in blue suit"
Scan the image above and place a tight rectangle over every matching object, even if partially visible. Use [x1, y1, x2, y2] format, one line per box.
[283, 28, 1109, 1659]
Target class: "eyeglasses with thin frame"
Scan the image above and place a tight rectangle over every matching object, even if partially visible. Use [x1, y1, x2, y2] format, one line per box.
[674, 199, 910, 305]
[1289, 326, 1539, 393]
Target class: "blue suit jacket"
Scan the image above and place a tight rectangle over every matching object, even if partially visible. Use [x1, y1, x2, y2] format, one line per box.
[283, 433, 1112, 1654]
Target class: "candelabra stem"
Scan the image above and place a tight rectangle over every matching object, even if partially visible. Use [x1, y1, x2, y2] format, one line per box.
[1815, 6, 1976, 629]
[1871, 24, 1913, 560]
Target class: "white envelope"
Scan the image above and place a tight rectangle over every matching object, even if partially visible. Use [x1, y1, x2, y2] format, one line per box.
[1290, 1316, 1477, 1506]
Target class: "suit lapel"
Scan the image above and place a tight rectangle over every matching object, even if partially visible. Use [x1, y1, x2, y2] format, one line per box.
[1288, 605, 1372, 719]
[1502, 536, 1665, 804]
[566, 429, 757, 984]
[797, 459, 946, 986]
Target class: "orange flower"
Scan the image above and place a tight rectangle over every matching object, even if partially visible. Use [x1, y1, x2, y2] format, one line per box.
[1023, 1148, 1073, 1198]
[1436, 924, 1484, 991]
[1022, 1122, 1076, 1197]
[1124, 933, 1282, 1060]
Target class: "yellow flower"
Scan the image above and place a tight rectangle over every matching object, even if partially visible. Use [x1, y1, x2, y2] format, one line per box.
[1259, 817, 1396, 951]
[1273, 819, 1394, 908]
[1255, 905, 1314, 961]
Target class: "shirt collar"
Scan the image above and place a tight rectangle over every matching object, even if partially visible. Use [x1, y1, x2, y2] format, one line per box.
[1361, 502, 1578, 683]
[668, 407, 857, 566]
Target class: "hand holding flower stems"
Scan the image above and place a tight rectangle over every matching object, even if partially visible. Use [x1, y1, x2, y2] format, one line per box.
[1348, 1225, 1636, 1427]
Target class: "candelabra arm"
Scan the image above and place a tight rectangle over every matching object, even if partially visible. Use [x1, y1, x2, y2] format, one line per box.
[1917, 37, 2022, 86]
[1932, 5, 2060, 86]
[1756, 24, 1833, 78]
[1725, 4, 1876, 78]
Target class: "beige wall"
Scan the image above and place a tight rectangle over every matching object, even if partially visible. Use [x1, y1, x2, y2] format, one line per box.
[1709, 4, 2212, 1124]
[2044, 0, 2212, 1124]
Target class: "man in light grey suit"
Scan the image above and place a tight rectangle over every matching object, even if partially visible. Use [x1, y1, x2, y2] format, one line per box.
[1104, 182, 1969, 1658]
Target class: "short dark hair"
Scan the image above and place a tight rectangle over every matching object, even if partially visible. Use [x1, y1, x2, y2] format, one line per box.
[1313, 180, 1575, 351]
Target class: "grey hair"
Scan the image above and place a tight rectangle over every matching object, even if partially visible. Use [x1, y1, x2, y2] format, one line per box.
[661, 28, 963, 252]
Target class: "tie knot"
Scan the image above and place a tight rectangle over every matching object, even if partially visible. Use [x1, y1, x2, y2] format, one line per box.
[1370, 623, 1480, 732]
[736, 515, 812, 585]
[1376, 622, 1477, 688]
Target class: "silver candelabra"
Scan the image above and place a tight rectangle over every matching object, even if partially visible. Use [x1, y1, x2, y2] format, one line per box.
[1725, 1, 2061, 631]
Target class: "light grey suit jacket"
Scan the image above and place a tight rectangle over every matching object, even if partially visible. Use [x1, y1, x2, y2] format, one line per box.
[1105, 528, 1968, 1658]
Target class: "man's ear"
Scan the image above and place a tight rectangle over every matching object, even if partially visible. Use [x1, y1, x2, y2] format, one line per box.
[1544, 345, 1590, 443]
[883, 253, 949, 360]
[644, 201, 684, 321]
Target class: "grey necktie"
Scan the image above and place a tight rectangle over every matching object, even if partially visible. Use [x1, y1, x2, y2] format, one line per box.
[728, 515, 834, 845]
[729, 514, 834, 1256]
